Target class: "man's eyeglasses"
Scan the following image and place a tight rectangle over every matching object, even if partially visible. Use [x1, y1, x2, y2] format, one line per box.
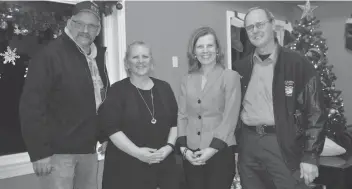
[245, 20, 272, 33]
[72, 20, 100, 32]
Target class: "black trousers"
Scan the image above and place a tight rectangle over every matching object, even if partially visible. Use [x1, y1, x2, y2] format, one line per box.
[238, 126, 310, 189]
[183, 146, 235, 189]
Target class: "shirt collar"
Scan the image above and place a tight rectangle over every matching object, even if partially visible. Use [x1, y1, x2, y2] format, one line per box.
[64, 27, 97, 59]
[253, 44, 278, 64]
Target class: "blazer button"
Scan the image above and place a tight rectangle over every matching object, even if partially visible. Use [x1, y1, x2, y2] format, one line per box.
[198, 115, 201, 119]
[198, 99, 201, 104]
[197, 131, 201, 135]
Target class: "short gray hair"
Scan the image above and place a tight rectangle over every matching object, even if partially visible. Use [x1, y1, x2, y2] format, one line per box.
[243, 7, 275, 27]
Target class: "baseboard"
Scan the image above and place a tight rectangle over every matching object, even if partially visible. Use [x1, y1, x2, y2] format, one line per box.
[0, 153, 33, 179]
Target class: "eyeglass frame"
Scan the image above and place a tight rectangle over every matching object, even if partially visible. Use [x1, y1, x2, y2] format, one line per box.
[245, 19, 273, 33]
[71, 19, 100, 32]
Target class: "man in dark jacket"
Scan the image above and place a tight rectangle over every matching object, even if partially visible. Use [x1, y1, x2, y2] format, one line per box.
[234, 7, 326, 189]
[19, 1, 108, 189]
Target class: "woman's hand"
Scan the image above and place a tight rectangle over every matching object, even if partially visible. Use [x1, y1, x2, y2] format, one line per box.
[180, 147, 199, 165]
[193, 148, 218, 165]
[136, 147, 163, 164]
[156, 145, 173, 161]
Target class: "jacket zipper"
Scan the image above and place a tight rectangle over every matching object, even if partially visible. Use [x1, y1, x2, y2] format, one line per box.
[271, 50, 293, 171]
[96, 63, 109, 114]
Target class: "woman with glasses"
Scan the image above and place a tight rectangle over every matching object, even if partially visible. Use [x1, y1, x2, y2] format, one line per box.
[177, 26, 241, 189]
[99, 41, 179, 189]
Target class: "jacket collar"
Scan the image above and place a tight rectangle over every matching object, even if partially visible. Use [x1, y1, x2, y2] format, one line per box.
[194, 64, 224, 98]
[60, 30, 108, 88]
[253, 43, 279, 65]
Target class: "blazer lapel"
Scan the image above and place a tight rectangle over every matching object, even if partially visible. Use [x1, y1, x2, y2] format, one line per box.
[201, 65, 224, 97]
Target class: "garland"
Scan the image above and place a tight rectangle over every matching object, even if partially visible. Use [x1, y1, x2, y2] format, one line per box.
[0, 1, 119, 39]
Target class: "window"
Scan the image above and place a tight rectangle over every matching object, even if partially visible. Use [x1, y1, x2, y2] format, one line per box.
[0, 1, 74, 156]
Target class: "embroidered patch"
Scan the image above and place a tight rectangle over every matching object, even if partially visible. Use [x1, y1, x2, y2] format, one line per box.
[284, 80, 294, 97]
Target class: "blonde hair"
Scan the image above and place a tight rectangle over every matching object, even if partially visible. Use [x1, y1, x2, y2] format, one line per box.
[124, 41, 153, 76]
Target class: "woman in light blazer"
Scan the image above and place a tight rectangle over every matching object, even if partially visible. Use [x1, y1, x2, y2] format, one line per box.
[176, 26, 241, 189]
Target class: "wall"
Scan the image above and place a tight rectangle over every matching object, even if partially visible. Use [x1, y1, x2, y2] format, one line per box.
[292, 2, 352, 124]
[125, 1, 294, 97]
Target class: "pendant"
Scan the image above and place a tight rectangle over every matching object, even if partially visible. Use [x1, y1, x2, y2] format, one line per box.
[151, 118, 157, 124]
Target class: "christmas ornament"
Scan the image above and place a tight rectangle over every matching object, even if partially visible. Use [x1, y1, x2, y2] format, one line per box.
[298, 0, 318, 19]
[116, 2, 123, 10]
[306, 48, 324, 64]
[13, 24, 22, 35]
[0, 46, 20, 65]
[21, 29, 29, 35]
[330, 109, 337, 114]
[0, 20, 8, 29]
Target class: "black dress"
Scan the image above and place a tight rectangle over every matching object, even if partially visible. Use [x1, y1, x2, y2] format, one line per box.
[99, 77, 179, 189]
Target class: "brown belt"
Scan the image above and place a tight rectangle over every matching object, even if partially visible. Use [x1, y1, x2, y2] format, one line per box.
[243, 123, 276, 135]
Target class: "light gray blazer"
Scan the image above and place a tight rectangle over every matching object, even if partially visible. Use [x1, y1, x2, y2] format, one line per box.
[177, 65, 241, 151]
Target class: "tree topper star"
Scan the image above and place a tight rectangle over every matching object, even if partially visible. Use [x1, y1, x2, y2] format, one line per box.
[0, 46, 20, 65]
[298, 0, 318, 19]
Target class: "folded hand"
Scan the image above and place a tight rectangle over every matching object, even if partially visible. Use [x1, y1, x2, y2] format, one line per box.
[137, 147, 163, 164]
[193, 148, 218, 166]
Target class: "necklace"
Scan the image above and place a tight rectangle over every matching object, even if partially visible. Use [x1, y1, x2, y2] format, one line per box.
[135, 86, 157, 124]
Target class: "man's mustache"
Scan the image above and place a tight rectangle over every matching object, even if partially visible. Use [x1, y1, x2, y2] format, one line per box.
[78, 33, 92, 40]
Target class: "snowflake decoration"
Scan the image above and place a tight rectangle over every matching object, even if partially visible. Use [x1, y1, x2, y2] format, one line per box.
[14, 25, 21, 35]
[0, 46, 20, 65]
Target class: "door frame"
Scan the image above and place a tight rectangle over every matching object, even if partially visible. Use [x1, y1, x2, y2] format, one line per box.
[226, 10, 245, 70]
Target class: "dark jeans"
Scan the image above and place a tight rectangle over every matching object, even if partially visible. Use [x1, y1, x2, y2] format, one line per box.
[183, 146, 235, 189]
[238, 126, 310, 189]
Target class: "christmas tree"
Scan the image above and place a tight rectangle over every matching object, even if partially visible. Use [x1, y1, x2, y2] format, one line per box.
[286, 0, 347, 140]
